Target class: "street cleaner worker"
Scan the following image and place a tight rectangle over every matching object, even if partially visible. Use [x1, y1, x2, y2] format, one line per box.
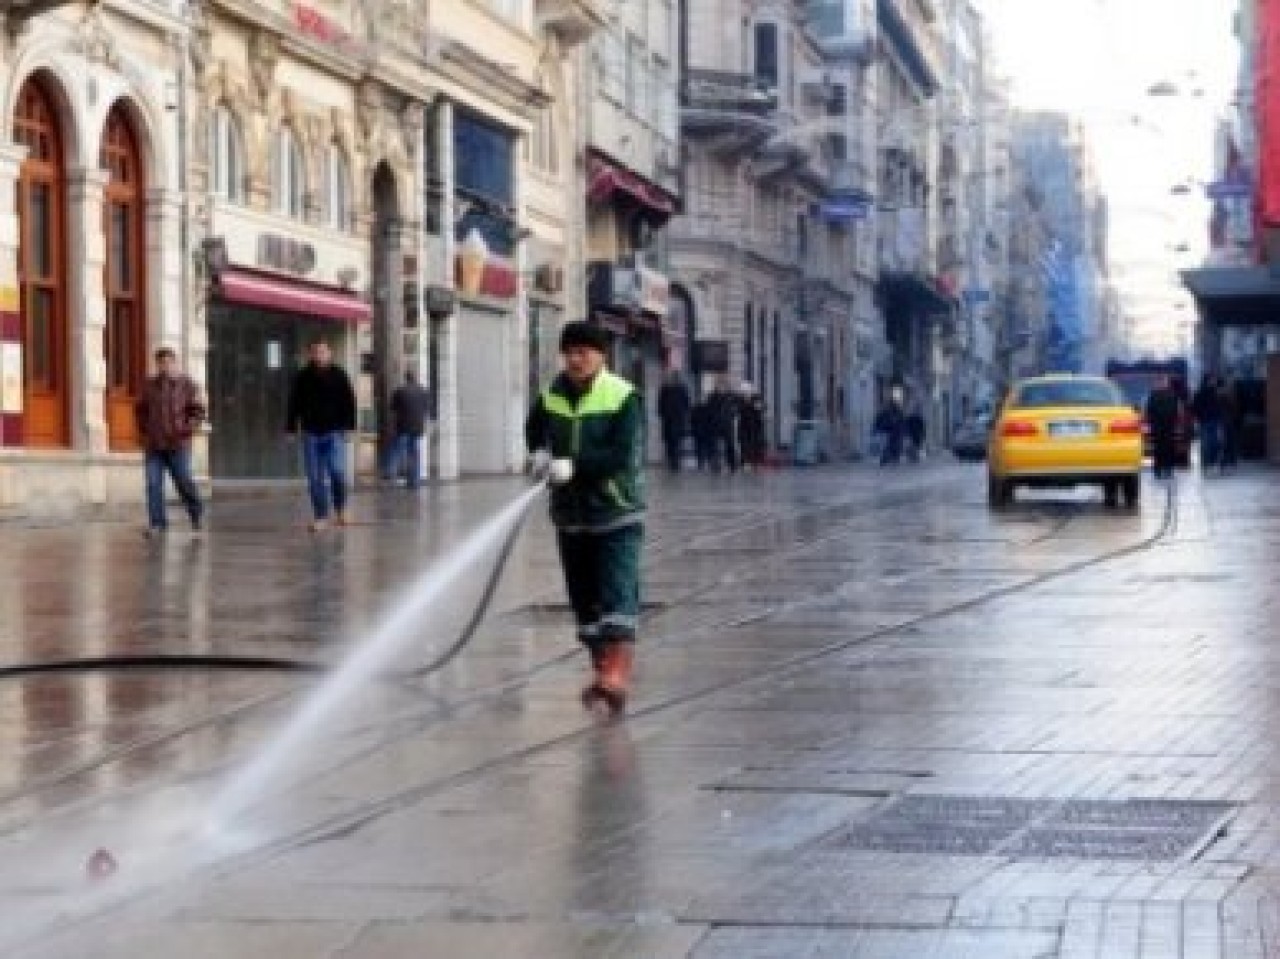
[525, 321, 646, 715]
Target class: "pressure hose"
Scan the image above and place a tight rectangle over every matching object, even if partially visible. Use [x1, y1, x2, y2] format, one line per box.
[0, 488, 540, 683]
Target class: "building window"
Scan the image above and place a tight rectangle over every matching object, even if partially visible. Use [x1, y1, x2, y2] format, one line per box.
[753, 22, 779, 90]
[325, 143, 350, 230]
[488, 0, 524, 24]
[626, 33, 645, 116]
[272, 126, 307, 220]
[100, 102, 147, 451]
[12, 75, 70, 448]
[528, 107, 558, 175]
[600, 24, 626, 103]
[453, 111, 516, 255]
[210, 105, 245, 203]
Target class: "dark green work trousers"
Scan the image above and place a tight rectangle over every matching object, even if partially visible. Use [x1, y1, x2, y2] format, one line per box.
[556, 523, 643, 649]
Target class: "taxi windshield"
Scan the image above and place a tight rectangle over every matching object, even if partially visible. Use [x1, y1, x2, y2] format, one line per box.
[1013, 380, 1122, 409]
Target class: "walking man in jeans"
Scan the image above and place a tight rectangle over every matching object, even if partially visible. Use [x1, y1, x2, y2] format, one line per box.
[135, 347, 205, 536]
[287, 340, 357, 532]
[385, 369, 431, 488]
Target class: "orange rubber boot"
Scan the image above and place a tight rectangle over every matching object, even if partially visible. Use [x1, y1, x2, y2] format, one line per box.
[596, 642, 634, 714]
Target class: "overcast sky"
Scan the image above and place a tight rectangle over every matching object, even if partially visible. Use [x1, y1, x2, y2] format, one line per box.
[974, 0, 1240, 350]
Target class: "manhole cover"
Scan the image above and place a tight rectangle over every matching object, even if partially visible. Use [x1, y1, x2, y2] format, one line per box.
[840, 823, 1012, 855]
[828, 795, 1236, 861]
[1005, 828, 1209, 861]
[1055, 799, 1234, 830]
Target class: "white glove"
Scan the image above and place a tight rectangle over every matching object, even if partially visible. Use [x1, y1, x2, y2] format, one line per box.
[549, 458, 575, 486]
[529, 449, 551, 479]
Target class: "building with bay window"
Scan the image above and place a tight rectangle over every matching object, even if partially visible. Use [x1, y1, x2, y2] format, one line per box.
[0, 1, 187, 513]
[579, 0, 681, 461]
[189, 0, 425, 483]
[418, 0, 598, 478]
[671, 0, 879, 459]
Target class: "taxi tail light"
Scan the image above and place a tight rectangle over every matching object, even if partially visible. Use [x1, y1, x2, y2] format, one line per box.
[1000, 420, 1038, 437]
[1109, 417, 1144, 435]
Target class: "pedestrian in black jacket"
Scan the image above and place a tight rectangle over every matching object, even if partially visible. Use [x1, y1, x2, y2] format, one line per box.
[690, 399, 715, 471]
[1145, 375, 1182, 480]
[708, 377, 741, 473]
[657, 372, 692, 472]
[386, 370, 431, 489]
[287, 341, 357, 531]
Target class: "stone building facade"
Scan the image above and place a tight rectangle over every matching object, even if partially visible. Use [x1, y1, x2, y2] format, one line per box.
[0, 0, 188, 513]
[671, 0, 879, 460]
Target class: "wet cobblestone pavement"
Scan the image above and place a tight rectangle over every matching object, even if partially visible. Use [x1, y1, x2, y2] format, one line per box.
[4, 464, 1280, 955]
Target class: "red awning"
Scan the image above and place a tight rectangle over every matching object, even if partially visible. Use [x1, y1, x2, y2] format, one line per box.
[587, 156, 677, 222]
[215, 268, 371, 323]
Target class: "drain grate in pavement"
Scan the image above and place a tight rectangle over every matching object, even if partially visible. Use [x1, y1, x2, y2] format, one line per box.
[827, 795, 1236, 861]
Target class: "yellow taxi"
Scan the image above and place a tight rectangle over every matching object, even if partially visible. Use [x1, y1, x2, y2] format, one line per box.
[987, 375, 1144, 510]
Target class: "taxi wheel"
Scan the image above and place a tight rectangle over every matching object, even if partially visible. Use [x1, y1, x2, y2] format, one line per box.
[1121, 476, 1141, 510]
[1103, 482, 1120, 508]
[987, 475, 1012, 510]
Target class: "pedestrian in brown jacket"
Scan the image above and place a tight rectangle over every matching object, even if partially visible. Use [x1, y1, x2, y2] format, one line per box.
[135, 347, 205, 535]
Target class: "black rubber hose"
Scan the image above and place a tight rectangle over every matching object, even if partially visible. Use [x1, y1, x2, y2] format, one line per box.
[0, 500, 534, 682]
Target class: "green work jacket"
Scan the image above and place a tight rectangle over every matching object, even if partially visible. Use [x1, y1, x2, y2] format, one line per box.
[525, 370, 646, 532]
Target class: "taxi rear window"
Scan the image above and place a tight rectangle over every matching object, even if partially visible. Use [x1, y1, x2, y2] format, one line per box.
[1013, 381, 1122, 408]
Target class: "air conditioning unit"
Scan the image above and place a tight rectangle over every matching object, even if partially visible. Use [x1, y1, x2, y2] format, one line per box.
[799, 68, 835, 97]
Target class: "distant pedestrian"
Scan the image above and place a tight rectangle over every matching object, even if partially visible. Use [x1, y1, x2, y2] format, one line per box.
[709, 376, 741, 473]
[657, 371, 692, 473]
[739, 386, 767, 471]
[386, 369, 431, 489]
[1192, 373, 1223, 473]
[135, 347, 206, 536]
[287, 340, 357, 532]
[906, 409, 926, 462]
[1220, 377, 1240, 472]
[874, 398, 905, 467]
[690, 399, 715, 471]
[1145, 374, 1182, 480]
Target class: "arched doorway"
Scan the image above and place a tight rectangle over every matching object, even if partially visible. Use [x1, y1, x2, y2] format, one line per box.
[371, 162, 402, 466]
[100, 103, 147, 450]
[12, 75, 69, 448]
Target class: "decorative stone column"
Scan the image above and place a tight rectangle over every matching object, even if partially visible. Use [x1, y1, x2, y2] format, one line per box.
[68, 167, 111, 457]
[0, 144, 26, 454]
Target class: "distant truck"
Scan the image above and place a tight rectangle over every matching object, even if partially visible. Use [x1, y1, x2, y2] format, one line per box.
[1105, 358, 1192, 467]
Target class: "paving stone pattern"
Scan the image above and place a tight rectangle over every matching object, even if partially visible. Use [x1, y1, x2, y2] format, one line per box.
[3, 467, 1280, 956]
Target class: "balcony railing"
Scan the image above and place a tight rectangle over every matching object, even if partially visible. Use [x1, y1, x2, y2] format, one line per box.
[682, 69, 779, 149]
[682, 69, 778, 115]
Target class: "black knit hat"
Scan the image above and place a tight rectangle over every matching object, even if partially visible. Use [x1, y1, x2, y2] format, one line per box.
[559, 321, 610, 354]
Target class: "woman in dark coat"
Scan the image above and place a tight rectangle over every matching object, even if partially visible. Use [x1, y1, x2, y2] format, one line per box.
[739, 390, 767, 470]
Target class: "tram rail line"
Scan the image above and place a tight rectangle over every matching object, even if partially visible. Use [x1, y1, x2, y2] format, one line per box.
[0, 477, 1130, 817]
[0, 479, 1178, 952]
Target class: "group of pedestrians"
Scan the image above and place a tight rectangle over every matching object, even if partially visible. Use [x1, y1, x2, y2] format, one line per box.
[1192, 373, 1241, 475]
[657, 373, 768, 474]
[1143, 372, 1242, 480]
[872, 396, 927, 467]
[138, 338, 431, 536]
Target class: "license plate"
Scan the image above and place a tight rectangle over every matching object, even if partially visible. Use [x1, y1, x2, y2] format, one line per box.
[1048, 420, 1099, 437]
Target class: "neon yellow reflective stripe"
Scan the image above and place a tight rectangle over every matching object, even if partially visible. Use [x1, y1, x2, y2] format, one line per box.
[542, 393, 575, 418]
[575, 372, 633, 416]
[542, 373, 633, 420]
